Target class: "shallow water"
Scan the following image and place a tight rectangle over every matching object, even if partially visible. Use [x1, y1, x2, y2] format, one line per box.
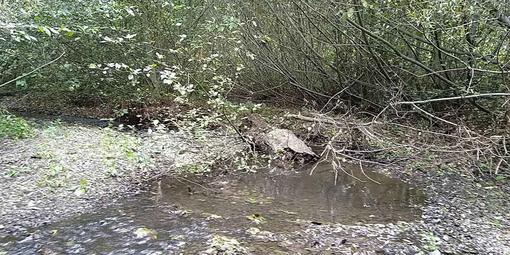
[1, 163, 425, 254]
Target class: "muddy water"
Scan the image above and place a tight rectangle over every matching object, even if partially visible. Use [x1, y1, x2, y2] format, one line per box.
[1, 163, 425, 254]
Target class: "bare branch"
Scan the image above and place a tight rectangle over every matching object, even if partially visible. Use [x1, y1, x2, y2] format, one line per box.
[394, 93, 510, 105]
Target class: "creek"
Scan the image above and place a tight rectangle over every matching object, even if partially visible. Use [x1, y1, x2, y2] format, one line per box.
[1, 163, 424, 254]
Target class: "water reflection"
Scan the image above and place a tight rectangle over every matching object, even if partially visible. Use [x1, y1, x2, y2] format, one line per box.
[160, 163, 424, 224]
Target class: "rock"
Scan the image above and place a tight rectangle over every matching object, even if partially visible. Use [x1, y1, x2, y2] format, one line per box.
[242, 114, 317, 162]
[264, 128, 316, 156]
[428, 250, 441, 255]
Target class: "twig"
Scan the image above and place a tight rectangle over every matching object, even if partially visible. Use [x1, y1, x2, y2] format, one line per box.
[286, 113, 340, 126]
[334, 159, 365, 183]
[359, 161, 381, 184]
[410, 103, 459, 127]
[221, 110, 255, 153]
[174, 176, 216, 193]
[393, 93, 510, 105]
[0, 52, 66, 88]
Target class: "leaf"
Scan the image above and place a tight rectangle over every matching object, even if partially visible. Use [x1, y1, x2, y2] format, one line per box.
[361, 0, 369, 8]
[38, 26, 52, 37]
[495, 175, 506, 181]
[125, 7, 135, 16]
[346, 8, 355, 19]
[15, 80, 27, 88]
[79, 178, 89, 187]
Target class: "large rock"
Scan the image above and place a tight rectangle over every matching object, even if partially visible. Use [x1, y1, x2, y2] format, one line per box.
[264, 128, 316, 156]
[242, 114, 317, 162]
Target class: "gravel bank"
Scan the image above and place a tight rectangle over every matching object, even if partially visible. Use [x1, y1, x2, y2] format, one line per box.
[0, 119, 244, 237]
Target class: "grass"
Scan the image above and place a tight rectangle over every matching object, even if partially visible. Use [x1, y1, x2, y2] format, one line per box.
[0, 111, 33, 139]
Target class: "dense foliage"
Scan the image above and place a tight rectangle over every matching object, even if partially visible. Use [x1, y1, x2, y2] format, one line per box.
[1, 0, 510, 120]
[1, 0, 244, 108]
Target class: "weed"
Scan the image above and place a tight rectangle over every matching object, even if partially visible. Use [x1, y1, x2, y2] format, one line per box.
[0, 111, 33, 139]
[205, 235, 247, 255]
[38, 162, 69, 189]
[246, 213, 266, 224]
[100, 128, 141, 176]
[495, 175, 507, 182]
[34, 143, 56, 159]
[74, 178, 89, 196]
[180, 163, 212, 174]
[7, 168, 19, 177]
[105, 160, 119, 177]
[43, 119, 64, 137]
[6, 166, 31, 177]
[421, 232, 440, 251]
[489, 218, 503, 228]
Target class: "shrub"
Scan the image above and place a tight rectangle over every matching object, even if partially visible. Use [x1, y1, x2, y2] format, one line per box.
[0, 111, 34, 139]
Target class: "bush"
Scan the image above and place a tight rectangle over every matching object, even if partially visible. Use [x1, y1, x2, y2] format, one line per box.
[0, 0, 245, 106]
[2, 0, 510, 119]
[0, 111, 34, 139]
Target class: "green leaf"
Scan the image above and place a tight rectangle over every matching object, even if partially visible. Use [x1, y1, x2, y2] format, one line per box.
[15, 80, 27, 89]
[361, 0, 369, 8]
[495, 175, 506, 181]
[38, 26, 52, 37]
[346, 8, 355, 19]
